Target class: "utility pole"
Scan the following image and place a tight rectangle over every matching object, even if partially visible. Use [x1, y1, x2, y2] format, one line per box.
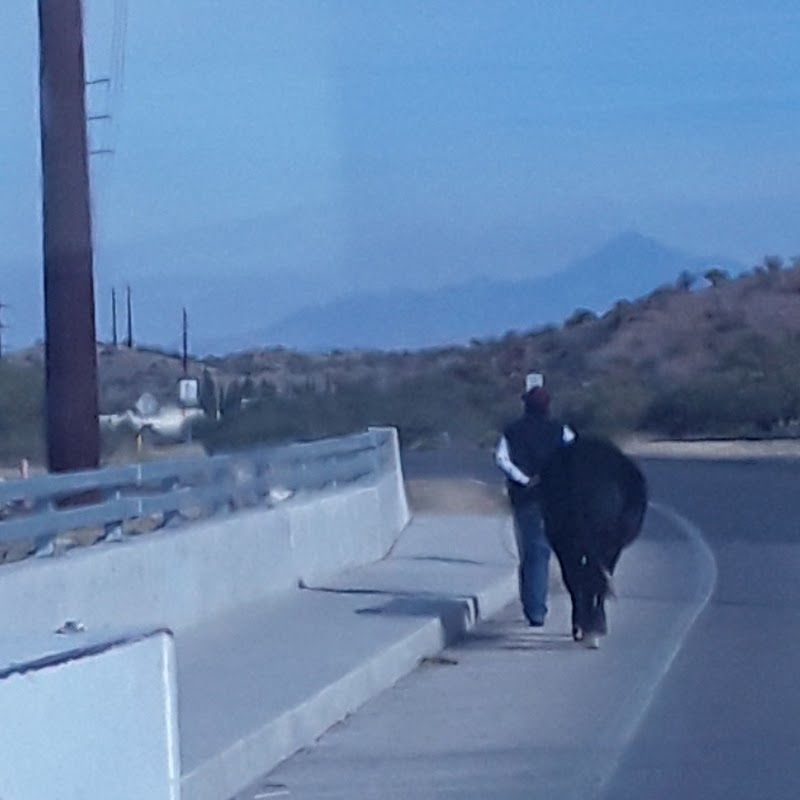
[125, 284, 133, 347]
[111, 287, 118, 347]
[38, 0, 100, 472]
[182, 307, 188, 374]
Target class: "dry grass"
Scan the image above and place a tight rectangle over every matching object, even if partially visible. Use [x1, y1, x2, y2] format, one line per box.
[586, 269, 800, 380]
[405, 478, 509, 515]
[10, 266, 800, 403]
[6, 263, 800, 455]
[622, 436, 800, 460]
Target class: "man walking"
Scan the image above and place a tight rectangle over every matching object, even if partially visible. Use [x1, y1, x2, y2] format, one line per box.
[495, 373, 575, 626]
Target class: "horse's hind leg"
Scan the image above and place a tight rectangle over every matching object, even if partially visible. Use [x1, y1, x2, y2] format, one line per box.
[590, 594, 607, 636]
[551, 544, 584, 640]
[573, 559, 609, 648]
[563, 557, 595, 643]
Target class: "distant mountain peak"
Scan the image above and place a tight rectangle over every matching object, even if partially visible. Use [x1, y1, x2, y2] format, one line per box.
[608, 229, 662, 245]
[566, 231, 685, 273]
[236, 231, 743, 353]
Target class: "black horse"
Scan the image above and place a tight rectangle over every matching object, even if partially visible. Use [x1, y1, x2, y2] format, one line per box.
[539, 437, 648, 648]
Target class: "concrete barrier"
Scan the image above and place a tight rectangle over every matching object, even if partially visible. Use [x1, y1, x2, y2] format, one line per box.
[0, 509, 294, 636]
[0, 429, 410, 638]
[0, 428, 411, 799]
[289, 468, 409, 586]
[0, 629, 180, 800]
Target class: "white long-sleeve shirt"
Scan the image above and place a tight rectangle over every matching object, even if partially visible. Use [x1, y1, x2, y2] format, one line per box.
[494, 425, 575, 485]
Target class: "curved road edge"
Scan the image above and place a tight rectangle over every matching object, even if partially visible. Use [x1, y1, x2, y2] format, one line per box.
[586, 500, 719, 799]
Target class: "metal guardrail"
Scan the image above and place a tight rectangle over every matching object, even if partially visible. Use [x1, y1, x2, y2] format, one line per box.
[0, 429, 392, 560]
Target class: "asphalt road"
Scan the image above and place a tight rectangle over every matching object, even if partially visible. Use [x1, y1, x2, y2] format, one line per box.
[263, 450, 800, 799]
[406, 449, 800, 799]
[602, 456, 800, 800]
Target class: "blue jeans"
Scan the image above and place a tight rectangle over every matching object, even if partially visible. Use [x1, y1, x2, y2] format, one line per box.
[512, 503, 550, 625]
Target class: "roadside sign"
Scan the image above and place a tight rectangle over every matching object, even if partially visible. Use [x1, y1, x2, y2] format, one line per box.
[178, 378, 199, 407]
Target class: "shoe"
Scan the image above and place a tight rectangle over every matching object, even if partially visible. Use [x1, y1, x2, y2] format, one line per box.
[572, 626, 583, 642]
[582, 633, 600, 649]
[528, 619, 545, 628]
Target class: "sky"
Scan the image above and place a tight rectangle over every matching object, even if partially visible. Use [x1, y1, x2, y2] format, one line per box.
[1, 1, 799, 350]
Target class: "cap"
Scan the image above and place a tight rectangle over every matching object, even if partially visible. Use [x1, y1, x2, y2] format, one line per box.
[524, 372, 544, 392]
[523, 386, 551, 412]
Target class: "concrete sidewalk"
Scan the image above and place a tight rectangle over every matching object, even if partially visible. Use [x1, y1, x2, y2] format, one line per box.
[178, 513, 522, 800]
[229, 502, 716, 800]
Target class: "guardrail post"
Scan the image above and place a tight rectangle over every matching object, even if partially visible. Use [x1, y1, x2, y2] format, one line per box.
[34, 530, 58, 558]
[100, 484, 126, 542]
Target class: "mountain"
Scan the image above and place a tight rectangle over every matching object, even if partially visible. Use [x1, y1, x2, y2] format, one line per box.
[246, 232, 743, 352]
[6, 257, 799, 461]
[0, 210, 344, 355]
[0, 231, 742, 356]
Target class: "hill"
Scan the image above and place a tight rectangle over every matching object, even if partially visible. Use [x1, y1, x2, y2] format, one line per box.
[219, 259, 800, 448]
[5, 256, 800, 462]
[244, 231, 743, 352]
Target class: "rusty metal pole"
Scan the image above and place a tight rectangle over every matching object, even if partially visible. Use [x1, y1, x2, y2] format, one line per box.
[38, 0, 101, 472]
[111, 287, 118, 347]
[126, 284, 133, 347]
[182, 307, 188, 374]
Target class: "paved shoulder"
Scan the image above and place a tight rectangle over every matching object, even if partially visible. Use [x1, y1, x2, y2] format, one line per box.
[251, 504, 715, 800]
[178, 512, 519, 800]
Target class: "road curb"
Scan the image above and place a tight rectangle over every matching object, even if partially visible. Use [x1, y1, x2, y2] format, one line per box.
[185, 568, 518, 800]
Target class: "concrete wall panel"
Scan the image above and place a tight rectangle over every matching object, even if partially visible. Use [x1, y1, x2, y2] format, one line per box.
[0, 429, 410, 638]
[0, 510, 295, 637]
[287, 485, 384, 586]
[0, 630, 180, 800]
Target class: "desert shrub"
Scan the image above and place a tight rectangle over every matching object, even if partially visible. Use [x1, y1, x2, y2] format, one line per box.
[557, 373, 654, 437]
[136, 345, 183, 360]
[193, 316, 800, 450]
[534, 327, 562, 355]
[601, 300, 637, 333]
[198, 362, 518, 454]
[709, 308, 747, 334]
[0, 361, 45, 464]
[642, 284, 677, 310]
[704, 268, 731, 287]
[640, 368, 796, 437]
[564, 308, 598, 328]
[764, 255, 784, 273]
[544, 344, 587, 379]
[675, 270, 697, 291]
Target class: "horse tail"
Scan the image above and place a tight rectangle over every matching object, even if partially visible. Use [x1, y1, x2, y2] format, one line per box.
[601, 564, 617, 599]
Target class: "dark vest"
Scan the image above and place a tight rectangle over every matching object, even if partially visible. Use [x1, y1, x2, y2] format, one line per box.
[503, 412, 566, 507]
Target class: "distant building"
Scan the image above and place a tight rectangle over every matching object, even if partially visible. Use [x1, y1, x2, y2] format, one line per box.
[100, 392, 204, 441]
